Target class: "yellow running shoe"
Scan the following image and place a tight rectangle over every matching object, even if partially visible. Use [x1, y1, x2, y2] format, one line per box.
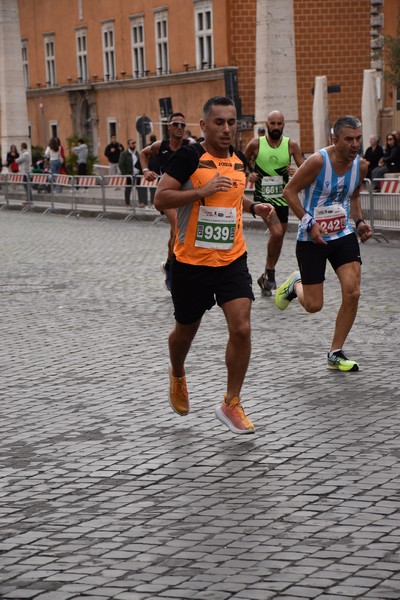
[275, 271, 301, 311]
[169, 369, 189, 415]
[327, 350, 359, 372]
[215, 396, 255, 434]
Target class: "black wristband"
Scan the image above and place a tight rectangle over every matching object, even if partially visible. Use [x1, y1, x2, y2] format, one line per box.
[249, 202, 261, 218]
[355, 218, 365, 229]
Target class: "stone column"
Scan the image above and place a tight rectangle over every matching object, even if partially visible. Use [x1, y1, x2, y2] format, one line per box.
[0, 0, 30, 169]
[254, 0, 300, 143]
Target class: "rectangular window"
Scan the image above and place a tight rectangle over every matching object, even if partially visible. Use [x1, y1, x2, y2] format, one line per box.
[102, 22, 116, 81]
[21, 40, 29, 88]
[49, 121, 58, 139]
[131, 16, 146, 78]
[44, 34, 56, 86]
[76, 29, 88, 82]
[155, 10, 169, 75]
[195, 1, 213, 70]
[108, 119, 117, 138]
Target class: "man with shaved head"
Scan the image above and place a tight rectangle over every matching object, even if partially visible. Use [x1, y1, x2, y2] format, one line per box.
[244, 110, 304, 296]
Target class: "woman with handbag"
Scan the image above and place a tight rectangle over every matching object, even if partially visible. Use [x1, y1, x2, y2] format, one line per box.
[6, 145, 19, 173]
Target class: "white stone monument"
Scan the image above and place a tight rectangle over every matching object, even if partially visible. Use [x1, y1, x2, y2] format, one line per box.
[254, 0, 300, 142]
[313, 76, 330, 151]
[0, 0, 30, 170]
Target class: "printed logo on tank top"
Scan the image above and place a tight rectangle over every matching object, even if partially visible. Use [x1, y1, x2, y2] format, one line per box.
[328, 183, 348, 202]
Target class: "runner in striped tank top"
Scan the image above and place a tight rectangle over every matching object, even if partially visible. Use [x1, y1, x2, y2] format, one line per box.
[275, 116, 373, 372]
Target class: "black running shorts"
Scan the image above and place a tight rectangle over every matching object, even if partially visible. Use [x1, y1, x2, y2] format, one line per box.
[296, 233, 362, 285]
[171, 252, 254, 325]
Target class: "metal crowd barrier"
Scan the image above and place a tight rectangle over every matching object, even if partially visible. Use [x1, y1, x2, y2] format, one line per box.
[0, 173, 399, 236]
[1, 173, 29, 210]
[66, 175, 103, 218]
[100, 175, 135, 221]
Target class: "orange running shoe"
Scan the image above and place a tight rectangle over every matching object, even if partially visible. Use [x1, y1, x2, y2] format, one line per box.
[169, 369, 189, 415]
[215, 395, 255, 434]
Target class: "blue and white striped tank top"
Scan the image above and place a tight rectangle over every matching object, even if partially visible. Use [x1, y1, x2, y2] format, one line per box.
[297, 148, 360, 242]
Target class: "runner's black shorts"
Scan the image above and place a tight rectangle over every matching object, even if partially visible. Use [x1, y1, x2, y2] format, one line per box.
[171, 252, 254, 325]
[255, 198, 289, 224]
[296, 232, 362, 285]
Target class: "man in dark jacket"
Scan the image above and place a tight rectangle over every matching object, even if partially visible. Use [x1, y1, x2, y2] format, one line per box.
[104, 135, 124, 176]
[118, 140, 141, 207]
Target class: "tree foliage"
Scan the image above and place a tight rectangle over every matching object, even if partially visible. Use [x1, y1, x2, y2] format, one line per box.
[384, 20, 400, 88]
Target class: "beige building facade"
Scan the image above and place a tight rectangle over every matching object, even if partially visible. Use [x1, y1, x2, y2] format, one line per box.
[2, 0, 399, 165]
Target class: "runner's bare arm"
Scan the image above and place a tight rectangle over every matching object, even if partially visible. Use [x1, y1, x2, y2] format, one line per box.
[350, 159, 373, 243]
[290, 139, 305, 170]
[154, 171, 233, 211]
[243, 195, 283, 235]
[283, 153, 323, 219]
[139, 141, 162, 181]
[243, 138, 260, 183]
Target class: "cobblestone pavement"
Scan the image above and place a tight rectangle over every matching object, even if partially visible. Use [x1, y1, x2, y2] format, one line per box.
[1, 210, 400, 600]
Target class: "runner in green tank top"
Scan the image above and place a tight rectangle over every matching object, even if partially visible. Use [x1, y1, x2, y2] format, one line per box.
[244, 110, 304, 296]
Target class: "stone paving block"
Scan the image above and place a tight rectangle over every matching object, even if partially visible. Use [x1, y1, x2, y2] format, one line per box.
[153, 591, 197, 599]
[364, 592, 400, 600]
[329, 583, 382, 596]
[231, 592, 276, 600]
[1, 590, 40, 599]
[78, 587, 128, 597]
[30, 593, 76, 600]
[280, 586, 325, 597]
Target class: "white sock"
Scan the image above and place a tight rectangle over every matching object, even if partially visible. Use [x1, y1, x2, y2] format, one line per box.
[329, 348, 341, 357]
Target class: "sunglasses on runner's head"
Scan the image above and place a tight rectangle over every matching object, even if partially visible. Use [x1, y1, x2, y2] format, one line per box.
[170, 122, 186, 128]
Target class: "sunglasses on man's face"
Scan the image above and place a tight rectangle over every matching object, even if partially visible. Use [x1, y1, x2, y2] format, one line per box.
[170, 122, 186, 128]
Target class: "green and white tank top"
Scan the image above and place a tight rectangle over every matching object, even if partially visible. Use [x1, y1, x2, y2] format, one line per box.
[254, 136, 290, 206]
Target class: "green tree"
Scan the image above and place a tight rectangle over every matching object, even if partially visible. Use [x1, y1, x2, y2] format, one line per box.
[31, 145, 44, 166]
[384, 21, 400, 89]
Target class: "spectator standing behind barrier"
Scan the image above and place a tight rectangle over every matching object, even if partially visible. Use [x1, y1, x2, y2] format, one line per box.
[6, 144, 19, 173]
[57, 138, 67, 174]
[139, 112, 194, 291]
[244, 110, 304, 297]
[15, 142, 32, 204]
[104, 134, 124, 176]
[118, 140, 142, 207]
[184, 129, 196, 143]
[363, 135, 383, 181]
[45, 137, 63, 192]
[275, 115, 372, 373]
[72, 139, 88, 190]
[371, 133, 400, 191]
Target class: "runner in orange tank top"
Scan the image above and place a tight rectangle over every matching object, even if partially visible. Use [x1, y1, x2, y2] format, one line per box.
[155, 96, 281, 435]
